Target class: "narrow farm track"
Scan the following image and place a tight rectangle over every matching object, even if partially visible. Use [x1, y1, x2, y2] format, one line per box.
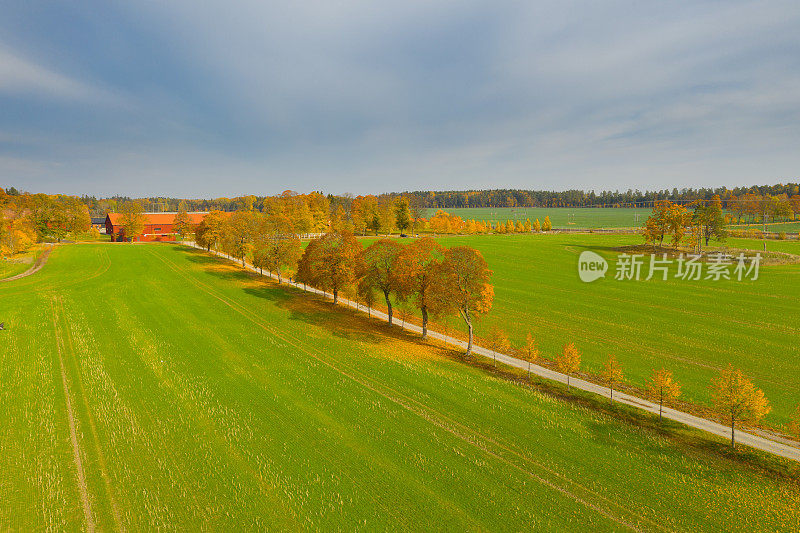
[49, 297, 95, 533]
[54, 296, 126, 532]
[188, 243, 800, 464]
[152, 248, 665, 532]
[0, 245, 52, 282]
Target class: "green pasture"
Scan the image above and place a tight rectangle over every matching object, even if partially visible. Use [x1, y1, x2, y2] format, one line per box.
[2, 243, 799, 530]
[422, 207, 651, 228]
[426, 234, 800, 424]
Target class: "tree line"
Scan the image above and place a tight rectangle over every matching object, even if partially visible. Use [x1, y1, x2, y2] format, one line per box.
[0, 188, 91, 256]
[7, 181, 799, 218]
[389, 183, 800, 209]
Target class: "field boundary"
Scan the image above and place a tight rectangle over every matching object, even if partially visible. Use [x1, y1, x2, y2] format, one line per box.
[184, 242, 800, 463]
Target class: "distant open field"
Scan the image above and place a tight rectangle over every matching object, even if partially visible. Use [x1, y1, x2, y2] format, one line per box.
[423, 234, 800, 425]
[731, 221, 800, 233]
[423, 207, 651, 228]
[2, 243, 799, 530]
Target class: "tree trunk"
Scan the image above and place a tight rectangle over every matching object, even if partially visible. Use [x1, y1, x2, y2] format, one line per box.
[528, 360, 531, 380]
[421, 307, 428, 339]
[277, 268, 282, 284]
[731, 417, 736, 448]
[465, 319, 473, 356]
[333, 288, 338, 304]
[384, 290, 392, 325]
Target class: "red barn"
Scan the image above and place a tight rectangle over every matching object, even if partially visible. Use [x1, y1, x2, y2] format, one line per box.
[106, 212, 211, 242]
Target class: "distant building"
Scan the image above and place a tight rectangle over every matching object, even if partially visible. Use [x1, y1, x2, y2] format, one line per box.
[90, 217, 107, 233]
[105, 212, 212, 242]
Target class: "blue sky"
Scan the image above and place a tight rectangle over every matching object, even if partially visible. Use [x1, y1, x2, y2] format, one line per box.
[1, 1, 799, 197]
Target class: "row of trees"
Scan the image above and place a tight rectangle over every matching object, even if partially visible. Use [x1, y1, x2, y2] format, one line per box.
[7, 183, 799, 220]
[190, 208, 495, 355]
[727, 193, 799, 225]
[296, 235, 493, 353]
[488, 332, 776, 448]
[1, 188, 91, 256]
[392, 183, 800, 209]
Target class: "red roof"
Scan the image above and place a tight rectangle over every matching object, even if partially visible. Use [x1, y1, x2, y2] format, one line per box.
[106, 212, 214, 226]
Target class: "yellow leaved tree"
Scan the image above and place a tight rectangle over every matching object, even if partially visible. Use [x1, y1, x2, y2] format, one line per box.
[711, 365, 771, 448]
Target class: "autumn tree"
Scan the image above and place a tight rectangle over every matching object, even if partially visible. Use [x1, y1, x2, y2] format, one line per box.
[601, 354, 624, 403]
[666, 202, 692, 248]
[173, 203, 193, 241]
[429, 246, 493, 355]
[195, 210, 226, 251]
[690, 196, 727, 249]
[120, 201, 145, 242]
[296, 231, 362, 304]
[357, 239, 403, 324]
[532, 218, 541, 232]
[0, 216, 36, 255]
[486, 327, 510, 367]
[306, 192, 331, 233]
[520, 332, 539, 379]
[393, 196, 412, 235]
[555, 342, 581, 387]
[252, 214, 302, 283]
[378, 199, 395, 235]
[541, 216, 552, 231]
[394, 237, 445, 339]
[711, 365, 771, 448]
[221, 211, 257, 265]
[642, 200, 670, 248]
[523, 218, 532, 232]
[646, 368, 681, 421]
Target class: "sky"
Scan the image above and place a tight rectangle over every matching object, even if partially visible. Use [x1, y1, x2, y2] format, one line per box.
[1, 1, 799, 198]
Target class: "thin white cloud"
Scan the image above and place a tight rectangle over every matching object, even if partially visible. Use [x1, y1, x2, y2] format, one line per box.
[0, 46, 121, 104]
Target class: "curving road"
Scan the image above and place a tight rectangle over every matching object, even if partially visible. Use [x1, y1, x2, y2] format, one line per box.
[190, 242, 800, 463]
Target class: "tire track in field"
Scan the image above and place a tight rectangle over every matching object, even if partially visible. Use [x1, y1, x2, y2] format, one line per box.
[152, 248, 665, 532]
[55, 295, 126, 531]
[148, 252, 458, 530]
[50, 297, 95, 533]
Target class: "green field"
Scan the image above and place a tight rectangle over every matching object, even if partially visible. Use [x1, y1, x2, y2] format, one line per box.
[0, 246, 42, 280]
[421, 234, 800, 425]
[423, 207, 650, 228]
[731, 221, 800, 233]
[3, 243, 799, 530]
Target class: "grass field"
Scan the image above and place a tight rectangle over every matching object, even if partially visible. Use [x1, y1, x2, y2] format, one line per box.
[419, 234, 800, 426]
[0, 246, 42, 280]
[422, 207, 651, 228]
[2, 243, 799, 530]
[731, 221, 800, 233]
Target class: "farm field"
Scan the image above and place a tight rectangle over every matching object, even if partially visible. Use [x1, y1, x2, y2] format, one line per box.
[2, 243, 800, 530]
[422, 207, 650, 228]
[0, 245, 42, 280]
[730, 221, 800, 233]
[423, 234, 800, 425]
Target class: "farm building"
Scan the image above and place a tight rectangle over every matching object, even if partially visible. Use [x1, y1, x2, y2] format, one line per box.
[106, 212, 211, 242]
[90, 217, 107, 233]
